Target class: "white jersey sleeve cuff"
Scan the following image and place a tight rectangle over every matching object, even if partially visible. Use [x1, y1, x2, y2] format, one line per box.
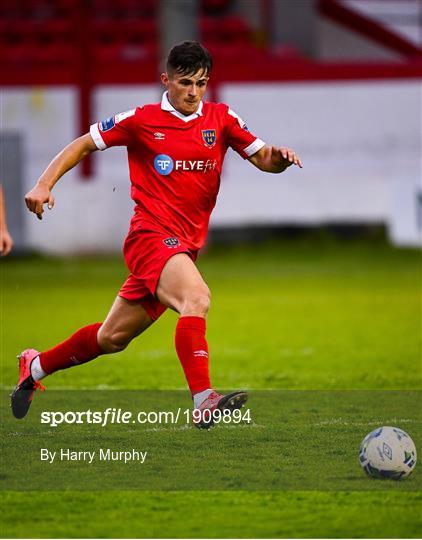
[90, 123, 107, 151]
[244, 138, 266, 157]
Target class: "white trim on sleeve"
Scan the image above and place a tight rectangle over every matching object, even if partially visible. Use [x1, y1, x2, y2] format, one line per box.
[244, 138, 266, 157]
[228, 107, 246, 128]
[90, 123, 107, 151]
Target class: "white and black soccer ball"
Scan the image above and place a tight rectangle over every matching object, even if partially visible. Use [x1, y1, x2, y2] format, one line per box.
[359, 426, 417, 480]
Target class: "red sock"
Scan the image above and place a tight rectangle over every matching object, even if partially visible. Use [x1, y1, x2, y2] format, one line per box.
[39, 323, 104, 375]
[175, 316, 211, 394]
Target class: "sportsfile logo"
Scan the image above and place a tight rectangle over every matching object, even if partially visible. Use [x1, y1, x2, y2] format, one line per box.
[154, 154, 217, 176]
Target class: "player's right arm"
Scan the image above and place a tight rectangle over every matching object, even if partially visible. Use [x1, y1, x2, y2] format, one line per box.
[25, 133, 97, 220]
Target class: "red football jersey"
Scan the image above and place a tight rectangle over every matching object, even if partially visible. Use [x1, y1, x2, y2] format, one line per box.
[90, 92, 265, 250]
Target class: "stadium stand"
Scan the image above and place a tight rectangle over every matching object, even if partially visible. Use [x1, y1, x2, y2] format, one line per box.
[0, 0, 420, 178]
[0, 0, 269, 81]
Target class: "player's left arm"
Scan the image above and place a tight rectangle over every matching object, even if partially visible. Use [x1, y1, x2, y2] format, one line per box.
[224, 106, 302, 173]
[248, 145, 303, 173]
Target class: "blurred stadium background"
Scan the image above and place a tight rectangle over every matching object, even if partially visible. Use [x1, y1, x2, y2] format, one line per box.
[1, 0, 421, 253]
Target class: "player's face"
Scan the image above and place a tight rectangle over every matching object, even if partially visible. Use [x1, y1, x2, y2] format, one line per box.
[161, 69, 209, 116]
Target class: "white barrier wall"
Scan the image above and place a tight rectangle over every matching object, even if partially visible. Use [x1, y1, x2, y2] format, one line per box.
[1, 80, 420, 253]
[217, 81, 421, 247]
[2, 86, 159, 253]
[2, 87, 79, 253]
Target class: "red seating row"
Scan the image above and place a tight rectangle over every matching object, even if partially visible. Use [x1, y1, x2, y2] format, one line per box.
[201, 15, 252, 44]
[0, 43, 159, 66]
[0, 0, 231, 18]
[91, 0, 156, 17]
[0, 43, 76, 65]
[0, 8, 260, 69]
[204, 42, 266, 62]
[0, 19, 157, 46]
[0, 0, 157, 19]
[0, 0, 75, 19]
[1, 16, 256, 51]
[201, 0, 232, 15]
[93, 19, 157, 44]
[0, 20, 73, 45]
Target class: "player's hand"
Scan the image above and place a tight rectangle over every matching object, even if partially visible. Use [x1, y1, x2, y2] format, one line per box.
[25, 183, 55, 220]
[271, 146, 303, 170]
[0, 228, 13, 256]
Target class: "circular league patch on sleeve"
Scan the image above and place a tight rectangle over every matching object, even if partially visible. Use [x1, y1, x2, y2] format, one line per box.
[99, 117, 115, 132]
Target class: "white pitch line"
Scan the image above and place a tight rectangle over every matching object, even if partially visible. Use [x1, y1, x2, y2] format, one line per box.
[0, 385, 190, 391]
[138, 422, 265, 433]
[315, 418, 420, 427]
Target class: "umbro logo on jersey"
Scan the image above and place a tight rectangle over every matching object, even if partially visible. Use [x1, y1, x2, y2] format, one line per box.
[163, 237, 180, 248]
[202, 129, 217, 148]
[154, 132, 165, 140]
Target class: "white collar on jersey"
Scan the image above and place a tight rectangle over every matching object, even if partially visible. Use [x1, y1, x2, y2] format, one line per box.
[161, 92, 203, 123]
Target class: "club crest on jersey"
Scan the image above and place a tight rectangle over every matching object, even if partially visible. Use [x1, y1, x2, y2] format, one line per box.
[163, 237, 180, 248]
[202, 129, 217, 148]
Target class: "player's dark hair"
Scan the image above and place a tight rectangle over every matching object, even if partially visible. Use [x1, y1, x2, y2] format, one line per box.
[167, 41, 213, 77]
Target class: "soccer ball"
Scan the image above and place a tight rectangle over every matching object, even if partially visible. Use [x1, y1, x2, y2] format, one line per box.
[359, 426, 417, 479]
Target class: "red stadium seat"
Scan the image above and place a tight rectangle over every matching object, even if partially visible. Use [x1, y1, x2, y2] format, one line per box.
[201, 0, 232, 15]
[0, 15, 76, 67]
[219, 16, 251, 44]
[200, 16, 219, 42]
[201, 15, 253, 46]
[92, 18, 157, 65]
[92, 20, 123, 45]
[118, 0, 157, 17]
[121, 19, 157, 43]
[92, 0, 156, 19]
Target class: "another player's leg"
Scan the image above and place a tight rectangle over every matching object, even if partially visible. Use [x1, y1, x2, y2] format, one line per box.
[156, 253, 247, 429]
[11, 297, 153, 419]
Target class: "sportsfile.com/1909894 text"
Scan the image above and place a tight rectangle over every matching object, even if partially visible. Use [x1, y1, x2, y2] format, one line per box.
[40, 408, 252, 428]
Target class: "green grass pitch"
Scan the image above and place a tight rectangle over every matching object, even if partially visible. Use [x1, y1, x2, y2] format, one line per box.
[1, 235, 421, 538]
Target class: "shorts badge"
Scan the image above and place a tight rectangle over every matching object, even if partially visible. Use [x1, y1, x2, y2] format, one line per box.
[163, 237, 180, 248]
[202, 129, 217, 148]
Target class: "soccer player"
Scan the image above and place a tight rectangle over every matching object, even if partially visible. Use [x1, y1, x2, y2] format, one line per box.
[11, 41, 302, 428]
[0, 185, 14, 256]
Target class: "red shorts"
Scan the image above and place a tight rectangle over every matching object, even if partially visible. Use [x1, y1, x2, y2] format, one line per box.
[119, 229, 197, 321]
